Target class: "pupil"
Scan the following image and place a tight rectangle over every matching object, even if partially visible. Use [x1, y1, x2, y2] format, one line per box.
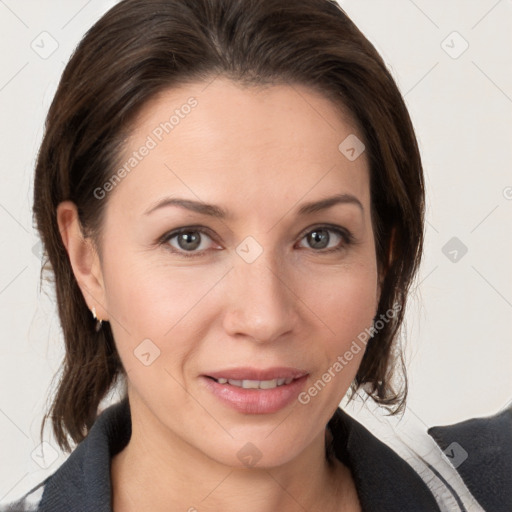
[309, 229, 329, 249]
[178, 231, 200, 250]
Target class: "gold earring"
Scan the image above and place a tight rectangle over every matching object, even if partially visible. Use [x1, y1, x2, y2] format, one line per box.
[91, 306, 103, 332]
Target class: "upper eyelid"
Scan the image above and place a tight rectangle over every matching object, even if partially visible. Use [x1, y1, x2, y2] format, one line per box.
[160, 225, 216, 243]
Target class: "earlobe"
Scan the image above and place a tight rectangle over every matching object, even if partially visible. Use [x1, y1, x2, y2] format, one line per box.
[56, 200, 108, 322]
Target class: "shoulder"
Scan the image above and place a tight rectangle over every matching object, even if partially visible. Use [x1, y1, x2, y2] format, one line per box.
[427, 402, 512, 512]
[329, 400, 512, 511]
[0, 478, 47, 511]
[329, 405, 443, 510]
[0, 398, 131, 512]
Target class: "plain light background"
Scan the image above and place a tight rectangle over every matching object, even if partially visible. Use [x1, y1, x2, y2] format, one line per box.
[0, 0, 511, 503]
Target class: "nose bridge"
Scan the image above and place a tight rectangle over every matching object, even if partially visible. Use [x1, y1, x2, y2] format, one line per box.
[223, 240, 297, 343]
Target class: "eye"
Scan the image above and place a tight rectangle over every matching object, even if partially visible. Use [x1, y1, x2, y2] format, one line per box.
[160, 227, 217, 257]
[159, 224, 354, 258]
[297, 225, 354, 253]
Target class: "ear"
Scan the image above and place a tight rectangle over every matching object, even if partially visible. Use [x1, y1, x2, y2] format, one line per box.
[376, 226, 396, 305]
[56, 200, 109, 322]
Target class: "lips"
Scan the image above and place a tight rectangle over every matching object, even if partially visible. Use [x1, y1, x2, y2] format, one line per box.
[200, 367, 309, 414]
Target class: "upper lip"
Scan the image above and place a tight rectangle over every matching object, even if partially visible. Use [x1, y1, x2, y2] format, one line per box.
[205, 367, 309, 381]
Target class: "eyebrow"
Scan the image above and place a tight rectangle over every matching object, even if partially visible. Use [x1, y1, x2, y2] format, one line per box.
[143, 193, 364, 218]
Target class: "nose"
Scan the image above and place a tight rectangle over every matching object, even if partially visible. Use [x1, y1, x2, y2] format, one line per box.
[222, 247, 299, 344]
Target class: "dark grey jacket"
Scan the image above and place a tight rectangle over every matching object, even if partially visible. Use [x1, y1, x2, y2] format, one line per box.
[2, 398, 511, 511]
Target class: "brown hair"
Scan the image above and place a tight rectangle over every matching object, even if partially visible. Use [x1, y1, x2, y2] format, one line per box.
[34, 0, 424, 452]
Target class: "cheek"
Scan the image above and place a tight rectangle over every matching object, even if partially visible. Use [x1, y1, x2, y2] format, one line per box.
[307, 261, 378, 333]
[292, 269, 377, 415]
[302, 262, 378, 381]
[101, 252, 229, 373]
[103, 250, 221, 329]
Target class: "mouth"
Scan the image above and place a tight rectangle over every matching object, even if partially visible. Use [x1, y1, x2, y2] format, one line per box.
[200, 367, 309, 414]
[207, 376, 295, 389]
[205, 366, 308, 382]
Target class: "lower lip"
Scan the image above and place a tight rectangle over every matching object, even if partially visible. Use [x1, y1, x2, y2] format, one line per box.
[200, 375, 309, 414]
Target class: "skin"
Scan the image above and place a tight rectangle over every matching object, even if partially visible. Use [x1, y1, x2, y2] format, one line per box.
[57, 77, 382, 511]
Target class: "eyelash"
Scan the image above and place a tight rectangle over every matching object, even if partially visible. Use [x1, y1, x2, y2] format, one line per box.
[158, 224, 355, 259]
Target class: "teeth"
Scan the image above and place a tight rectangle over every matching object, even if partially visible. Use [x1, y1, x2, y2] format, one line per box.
[243, 379, 263, 389]
[214, 377, 295, 389]
[258, 379, 277, 389]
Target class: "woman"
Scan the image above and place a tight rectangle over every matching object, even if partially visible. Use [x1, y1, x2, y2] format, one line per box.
[1, 0, 510, 511]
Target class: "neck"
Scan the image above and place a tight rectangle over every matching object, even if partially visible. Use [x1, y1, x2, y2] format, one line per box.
[110, 397, 357, 512]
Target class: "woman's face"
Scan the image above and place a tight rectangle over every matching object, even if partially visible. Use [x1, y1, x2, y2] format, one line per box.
[93, 78, 380, 467]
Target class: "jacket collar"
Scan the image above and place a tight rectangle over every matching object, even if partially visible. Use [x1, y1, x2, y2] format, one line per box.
[39, 397, 440, 511]
[427, 405, 512, 512]
[39, 398, 131, 512]
[328, 407, 440, 510]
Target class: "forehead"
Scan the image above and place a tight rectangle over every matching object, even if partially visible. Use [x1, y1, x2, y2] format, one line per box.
[108, 77, 370, 220]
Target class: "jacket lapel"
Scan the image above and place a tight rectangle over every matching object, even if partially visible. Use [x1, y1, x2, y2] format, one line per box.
[328, 408, 441, 511]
